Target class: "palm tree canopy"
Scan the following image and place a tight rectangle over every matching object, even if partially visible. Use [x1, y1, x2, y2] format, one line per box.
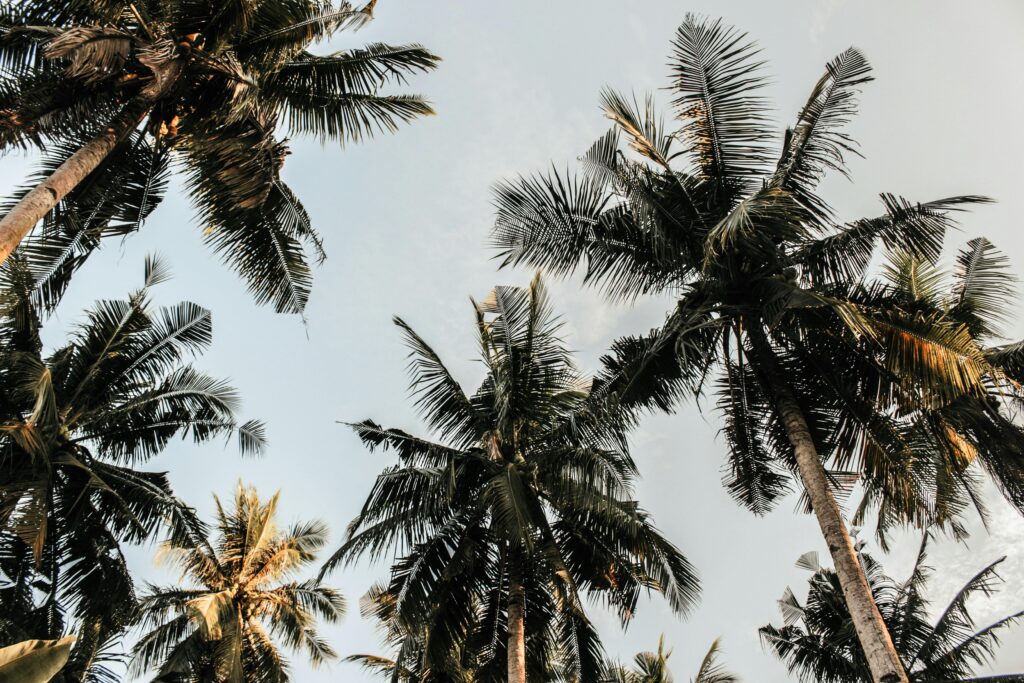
[131, 483, 345, 683]
[601, 637, 741, 683]
[761, 536, 1024, 683]
[0, 0, 439, 313]
[0, 255, 264, 681]
[345, 581, 480, 682]
[490, 13, 1024, 540]
[324, 275, 699, 682]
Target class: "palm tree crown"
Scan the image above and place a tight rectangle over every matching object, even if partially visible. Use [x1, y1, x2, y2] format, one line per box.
[0, 0, 439, 313]
[491, 12, 1024, 539]
[0, 255, 264, 680]
[601, 636, 740, 683]
[323, 275, 699, 682]
[761, 536, 1024, 683]
[131, 483, 345, 682]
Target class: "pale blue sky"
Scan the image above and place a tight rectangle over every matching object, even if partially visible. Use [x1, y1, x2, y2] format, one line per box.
[4, 1, 1024, 680]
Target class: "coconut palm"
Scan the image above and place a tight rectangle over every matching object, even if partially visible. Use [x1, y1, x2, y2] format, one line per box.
[323, 276, 699, 683]
[131, 483, 345, 683]
[0, 255, 264, 681]
[601, 636, 740, 683]
[761, 536, 1024, 683]
[0, 0, 439, 313]
[845, 237, 1024, 539]
[345, 582, 480, 682]
[490, 14, 1024, 683]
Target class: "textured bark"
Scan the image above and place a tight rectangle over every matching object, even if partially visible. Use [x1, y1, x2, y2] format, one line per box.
[748, 325, 909, 683]
[507, 560, 527, 683]
[0, 60, 181, 265]
[0, 98, 150, 265]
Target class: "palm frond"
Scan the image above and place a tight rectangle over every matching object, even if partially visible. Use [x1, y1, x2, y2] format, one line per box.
[600, 88, 672, 169]
[271, 87, 434, 144]
[669, 14, 772, 198]
[797, 195, 991, 286]
[393, 316, 479, 449]
[948, 237, 1015, 339]
[44, 27, 132, 84]
[273, 43, 439, 94]
[773, 47, 873, 217]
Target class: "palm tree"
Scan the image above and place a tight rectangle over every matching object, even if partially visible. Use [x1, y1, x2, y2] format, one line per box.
[0, 0, 439, 313]
[323, 276, 699, 683]
[131, 483, 345, 683]
[761, 536, 1024, 683]
[345, 582, 480, 682]
[490, 15, 1024, 683]
[0, 255, 264, 681]
[601, 636, 740, 683]
[846, 238, 1024, 541]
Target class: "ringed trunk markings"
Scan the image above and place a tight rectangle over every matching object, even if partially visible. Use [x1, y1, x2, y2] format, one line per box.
[747, 325, 909, 683]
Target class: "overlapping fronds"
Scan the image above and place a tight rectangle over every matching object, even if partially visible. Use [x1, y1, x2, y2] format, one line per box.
[329, 278, 700, 680]
[0, 258, 263, 682]
[490, 13, 1022, 544]
[0, 0, 438, 314]
[761, 539, 1024, 683]
[131, 484, 344, 682]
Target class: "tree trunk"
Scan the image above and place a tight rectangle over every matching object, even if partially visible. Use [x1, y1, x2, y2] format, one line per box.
[0, 97, 156, 265]
[0, 47, 186, 266]
[508, 558, 527, 683]
[747, 325, 909, 683]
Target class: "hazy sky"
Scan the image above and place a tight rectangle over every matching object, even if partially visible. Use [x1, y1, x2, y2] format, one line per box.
[4, 1, 1024, 681]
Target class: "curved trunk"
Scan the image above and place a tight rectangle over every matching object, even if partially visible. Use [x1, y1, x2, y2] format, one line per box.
[747, 325, 909, 683]
[0, 98, 152, 264]
[0, 60, 182, 265]
[508, 559, 527, 683]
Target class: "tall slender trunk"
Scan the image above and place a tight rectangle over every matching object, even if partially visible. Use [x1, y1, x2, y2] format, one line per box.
[747, 325, 908, 683]
[0, 97, 153, 264]
[507, 556, 527, 683]
[0, 52, 184, 266]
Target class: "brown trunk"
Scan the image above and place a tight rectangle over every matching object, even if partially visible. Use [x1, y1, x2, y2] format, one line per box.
[507, 558, 527, 683]
[0, 98, 151, 264]
[0, 59, 181, 265]
[748, 325, 909, 683]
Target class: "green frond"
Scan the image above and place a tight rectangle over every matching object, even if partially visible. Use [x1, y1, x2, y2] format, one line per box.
[271, 88, 435, 144]
[492, 167, 609, 276]
[273, 43, 439, 94]
[796, 195, 991, 286]
[393, 316, 479, 449]
[881, 250, 947, 306]
[773, 47, 873, 218]
[669, 14, 773, 198]
[948, 237, 1015, 339]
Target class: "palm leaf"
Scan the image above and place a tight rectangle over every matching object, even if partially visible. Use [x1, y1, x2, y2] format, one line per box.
[773, 47, 873, 217]
[669, 14, 772, 197]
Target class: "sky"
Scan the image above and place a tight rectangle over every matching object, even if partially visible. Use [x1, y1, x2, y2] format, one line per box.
[3, 0, 1024, 680]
